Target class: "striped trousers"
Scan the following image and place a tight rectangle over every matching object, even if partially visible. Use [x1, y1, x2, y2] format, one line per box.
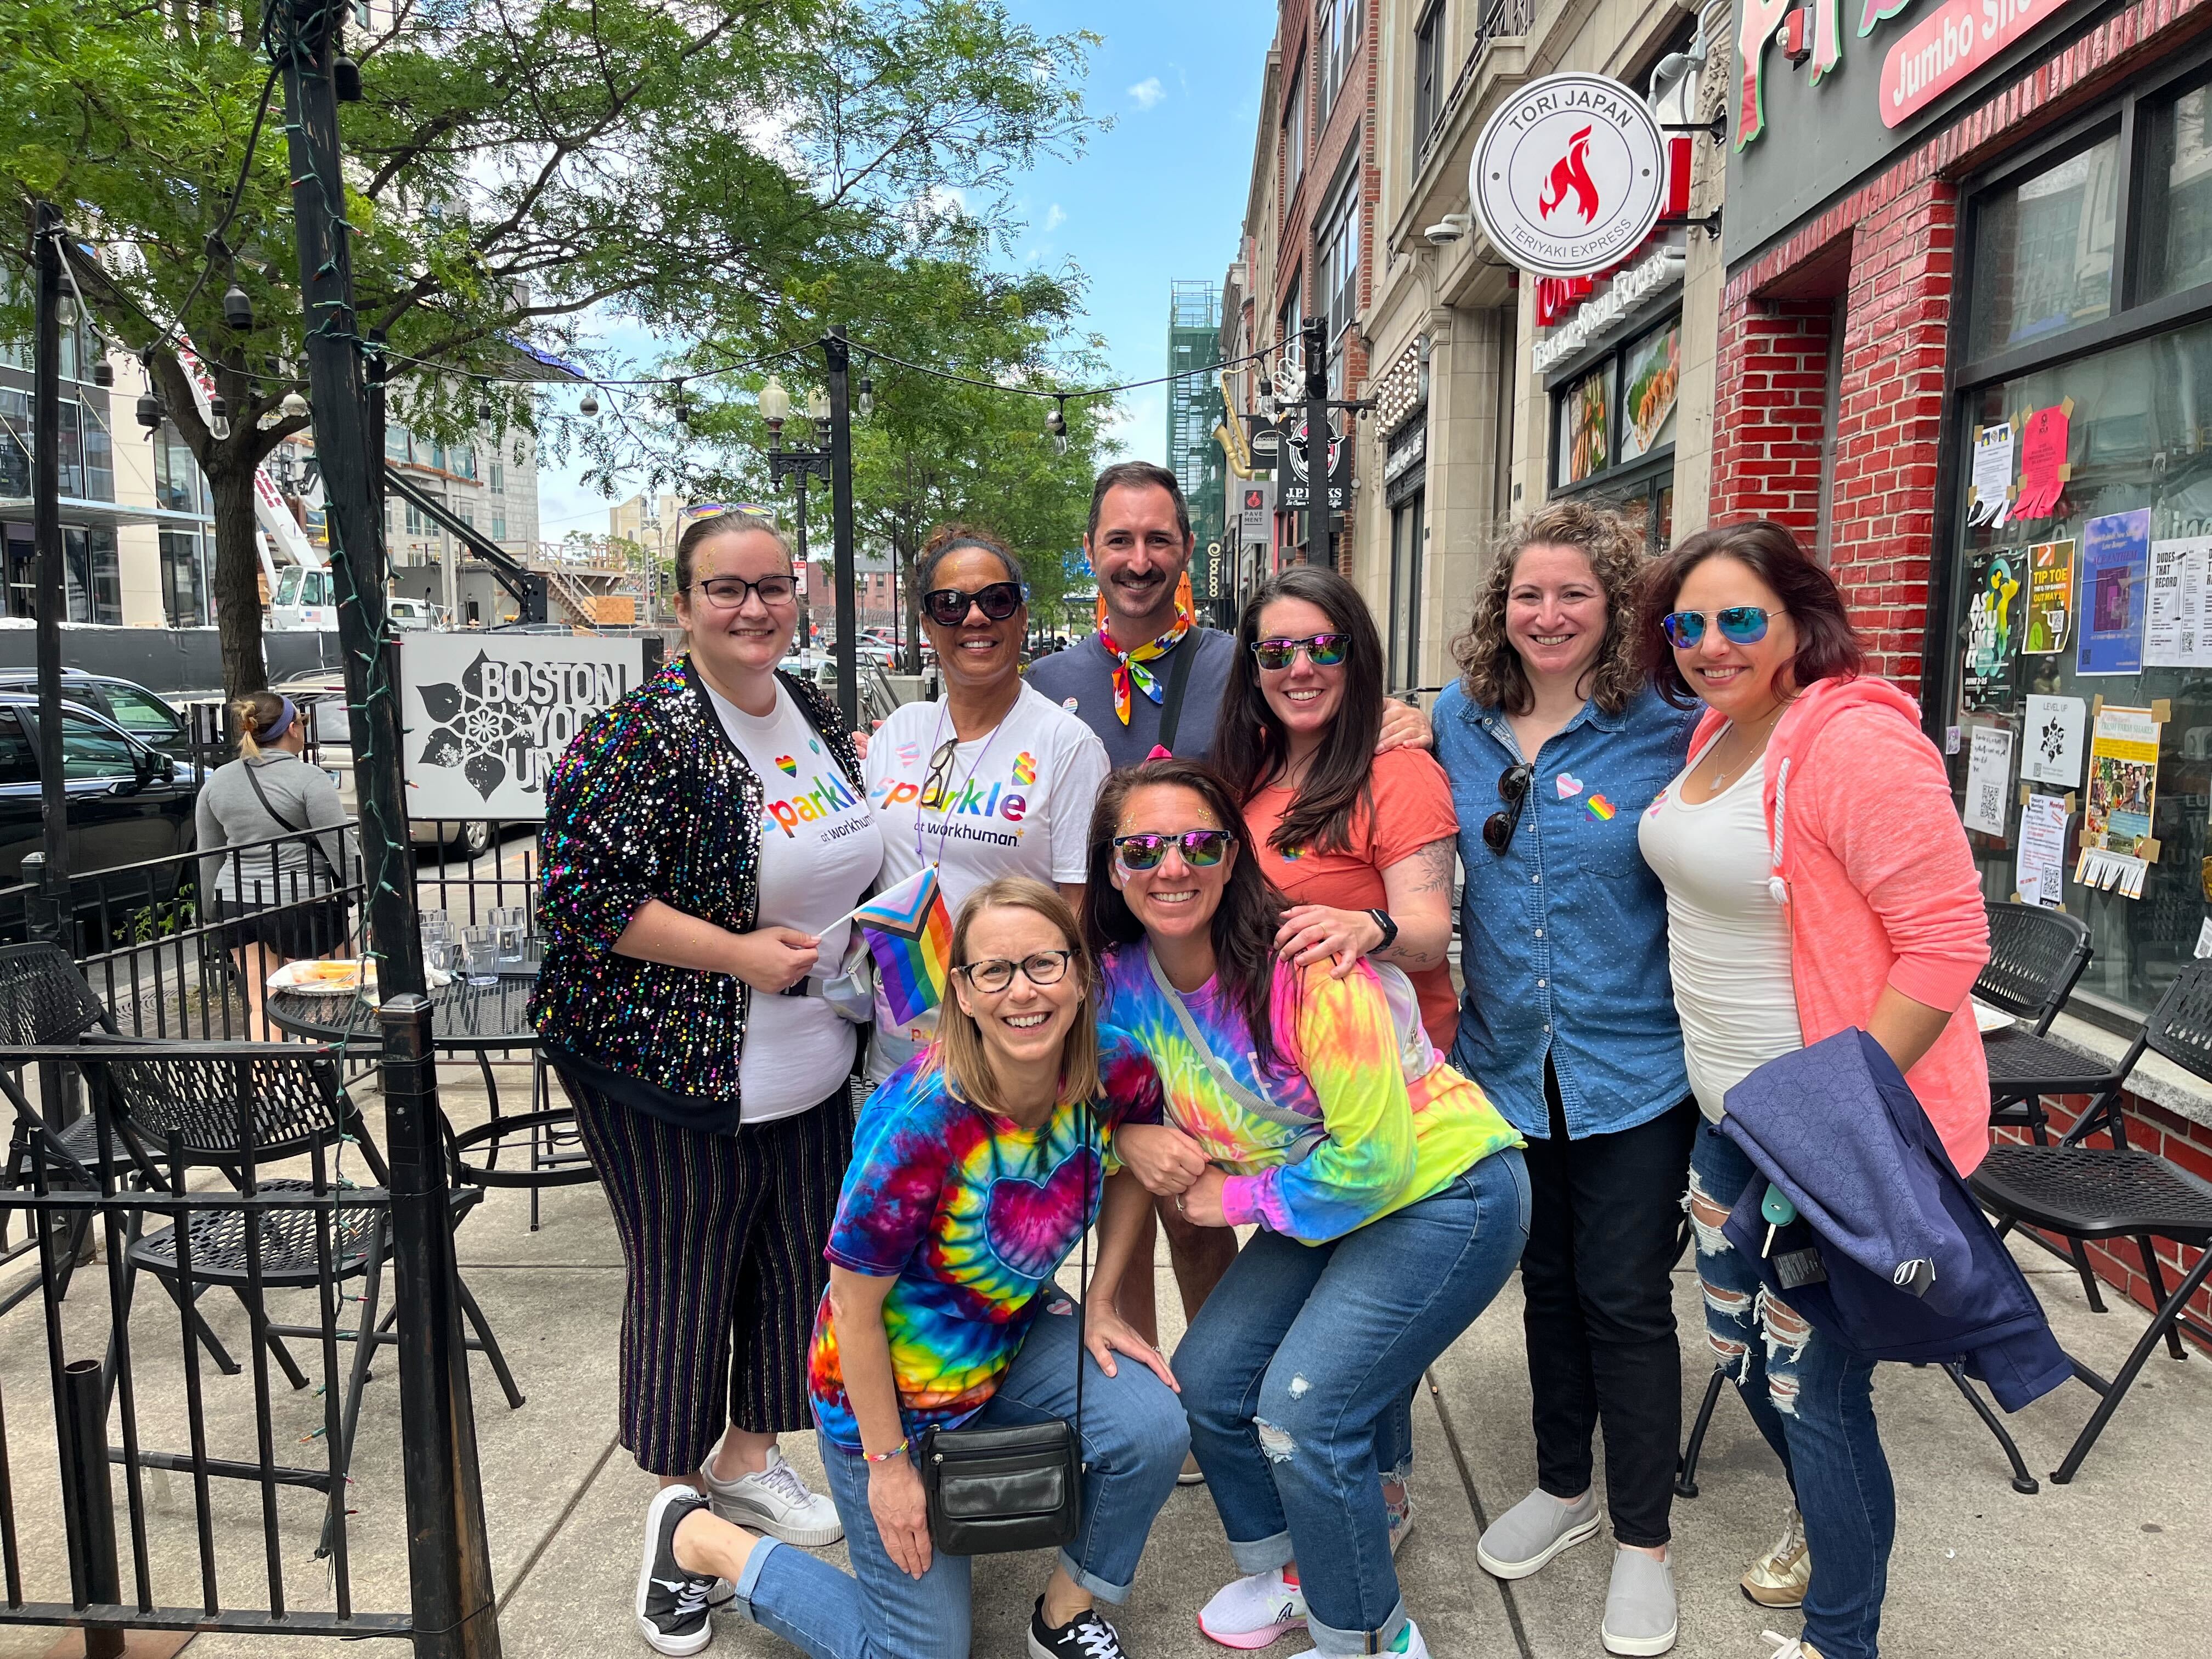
[561, 1071, 856, 1477]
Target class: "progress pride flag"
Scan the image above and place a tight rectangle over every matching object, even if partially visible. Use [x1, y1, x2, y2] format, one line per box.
[1881, 0, 2041, 128]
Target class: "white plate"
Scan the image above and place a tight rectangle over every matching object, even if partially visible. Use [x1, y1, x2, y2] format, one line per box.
[267, 961, 377, 998]
[1971, 997, 2017, 1035]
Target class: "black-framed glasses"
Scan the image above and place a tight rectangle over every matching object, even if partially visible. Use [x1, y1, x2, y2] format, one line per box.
[955, 950, 1076, 994]
[922, 581, 1025, 627]
[917, 737, 960, 810]
[1112, 829, 1235, 871]
[1660, 606, 1781, 649]
[692, 573, 797, 610]
[1482, 764, 1534, 856]
[1250, 633, 1352, 670]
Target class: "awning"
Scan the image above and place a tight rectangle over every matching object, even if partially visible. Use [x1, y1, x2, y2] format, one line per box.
[0, 497, 216, 532]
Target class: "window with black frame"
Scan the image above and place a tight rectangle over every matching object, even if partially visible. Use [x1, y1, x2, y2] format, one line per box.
[1547, 313, 1681, 548]
[1944, 54, 2212, 1024]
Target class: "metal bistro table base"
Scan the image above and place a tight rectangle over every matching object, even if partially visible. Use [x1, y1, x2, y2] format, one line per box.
[265, 967, 600, 1227]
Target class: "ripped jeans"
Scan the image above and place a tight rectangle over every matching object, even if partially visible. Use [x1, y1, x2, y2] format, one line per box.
[1690, 1121, 1895, 1659]
[1176, 1152, 1530, 1655]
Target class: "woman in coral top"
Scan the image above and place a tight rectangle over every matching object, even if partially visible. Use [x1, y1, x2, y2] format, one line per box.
[1635, 520, 1989, 1659]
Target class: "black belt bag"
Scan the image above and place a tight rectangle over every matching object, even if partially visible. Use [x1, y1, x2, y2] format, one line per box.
[918, 1102, 1092, 1556]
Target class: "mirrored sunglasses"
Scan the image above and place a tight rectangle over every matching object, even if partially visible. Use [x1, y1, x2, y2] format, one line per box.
[1661, 606, 1779, 649]
[1112, 829, 1235, 871]
[1251, 633, 1351, 671]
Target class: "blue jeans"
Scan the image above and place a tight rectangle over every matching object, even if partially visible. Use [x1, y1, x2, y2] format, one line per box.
[731, 1299, 1187, 1659]
[1176, 1153, 1529, 1656]
[1690, 1121, 1894, 1659]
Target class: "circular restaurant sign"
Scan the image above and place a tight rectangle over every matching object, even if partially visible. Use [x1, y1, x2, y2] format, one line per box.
[1469, 73, 1666, 279]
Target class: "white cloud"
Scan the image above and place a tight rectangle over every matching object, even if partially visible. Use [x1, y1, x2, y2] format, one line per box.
[1043, 202, 1066, 232]
[1127, 77, 1166, 111]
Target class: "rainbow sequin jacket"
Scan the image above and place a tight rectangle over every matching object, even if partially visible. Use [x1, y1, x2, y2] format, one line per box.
[529, 657, 864, 1118]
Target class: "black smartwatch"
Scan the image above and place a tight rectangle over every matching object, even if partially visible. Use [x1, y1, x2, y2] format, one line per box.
[1366, 909, 1399, 952]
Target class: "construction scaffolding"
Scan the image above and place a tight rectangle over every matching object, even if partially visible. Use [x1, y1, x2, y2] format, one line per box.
[1166, 280, 1227, 614]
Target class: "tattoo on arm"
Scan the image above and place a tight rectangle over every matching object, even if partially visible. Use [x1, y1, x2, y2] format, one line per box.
[1376, 840, 1457, 970]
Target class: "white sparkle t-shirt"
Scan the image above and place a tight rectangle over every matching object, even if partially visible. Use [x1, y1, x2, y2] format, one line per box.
[704, 679, 884, 1122]
[865, 683, 1110, 1050]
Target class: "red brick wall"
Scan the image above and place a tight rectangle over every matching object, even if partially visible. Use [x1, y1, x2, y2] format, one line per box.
[1709, 302, 1831, 540]
[1995, 1091, 2212, 1356]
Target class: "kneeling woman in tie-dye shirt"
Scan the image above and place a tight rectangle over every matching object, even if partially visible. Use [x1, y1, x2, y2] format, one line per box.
[1083, 759, 1528, 1659]
[641, 877, 1189, 1659]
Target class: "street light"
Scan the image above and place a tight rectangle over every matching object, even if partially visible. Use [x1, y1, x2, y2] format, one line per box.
[766, 379, 832, 656]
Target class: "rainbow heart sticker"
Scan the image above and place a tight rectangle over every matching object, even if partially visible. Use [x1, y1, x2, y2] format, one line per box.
[1012, 752, 1038, 786]
[1585, 794, 1616, 821]
[1555, 772, 1584, 798]
[774, 754, 799, 777]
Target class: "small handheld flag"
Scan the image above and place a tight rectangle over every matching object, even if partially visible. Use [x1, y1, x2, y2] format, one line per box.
[849, 868, 953, 1026]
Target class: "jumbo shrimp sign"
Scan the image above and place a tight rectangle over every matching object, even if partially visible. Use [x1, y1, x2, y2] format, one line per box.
[1469, 75, 1668, 279]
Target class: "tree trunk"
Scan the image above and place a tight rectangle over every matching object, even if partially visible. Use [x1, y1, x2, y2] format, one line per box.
[206, 460, 269, 696]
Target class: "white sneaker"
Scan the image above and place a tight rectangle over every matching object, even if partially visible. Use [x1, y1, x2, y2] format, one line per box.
[1198, 1567, 1307, 1651]
[701, 1444, 843, 1547]
[1762, 1633, 1824, 1658]
[634, 1486, 721, 1657]
[1288, 1617, 1429, 1658]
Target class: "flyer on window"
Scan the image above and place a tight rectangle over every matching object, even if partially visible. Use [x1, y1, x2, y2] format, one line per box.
[2023, 538, 2076, 654]
[2076, 510, 2152, 676]
[2075, 703, 2159, 899]
[2146, 536, 2212, 668]
[2016, 793, 2069, 907]
[2021, 693, 2086, 787]
[1963, 725, 2015, 836]
[1963, 549, 2024, 709]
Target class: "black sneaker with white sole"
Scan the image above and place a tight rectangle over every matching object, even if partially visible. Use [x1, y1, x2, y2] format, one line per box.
[1029, 1595, 1129, 1659]
[636, 1485, 722, 1657]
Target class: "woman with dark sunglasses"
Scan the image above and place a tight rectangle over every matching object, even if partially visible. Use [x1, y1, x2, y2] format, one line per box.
[1430, 501, 1699, 1657]
[1211, 567, 1461, 1056]
[1637, 521, 1989, 1659]
[1085, 760, 1524, 1659]
[863, 523, 1110, 1082]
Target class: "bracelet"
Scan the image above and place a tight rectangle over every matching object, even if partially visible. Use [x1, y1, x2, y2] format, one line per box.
[862, 1438, 910, 1464]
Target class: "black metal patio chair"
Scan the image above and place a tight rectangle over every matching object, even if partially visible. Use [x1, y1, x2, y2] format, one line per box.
[0, 942, 124, 1315]
[1968, 960, 2212, 1485]
[79, 1040, 524, 1514]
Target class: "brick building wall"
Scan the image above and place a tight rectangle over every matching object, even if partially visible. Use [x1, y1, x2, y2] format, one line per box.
[1709, 0, 2212, 1345]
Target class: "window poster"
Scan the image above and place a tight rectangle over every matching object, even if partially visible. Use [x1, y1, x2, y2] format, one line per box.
[1560, 367, 1609, 486]
[1963, 724, 2015, 836]
[2023, 538, 2075, 654]
[2076, 509, 2152, 676]
[2076, 702, 2160, 898]
[2021, 693, 2086, 787]
[1620, 323, 1681, 464]
[2145, 536, 2212, 668]
[1963, 548, 2024, 709]
[2016, 793, 2069, 907]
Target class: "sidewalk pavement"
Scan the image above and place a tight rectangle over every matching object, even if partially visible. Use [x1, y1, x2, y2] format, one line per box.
[3, 1062, 2208, 1658]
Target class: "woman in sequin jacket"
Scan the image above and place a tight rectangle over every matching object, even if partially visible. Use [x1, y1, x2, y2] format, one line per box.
[532, 509, 885, 1625]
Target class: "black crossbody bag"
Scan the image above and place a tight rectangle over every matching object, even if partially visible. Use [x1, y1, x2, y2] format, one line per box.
[918, 1101, 1091, 1556]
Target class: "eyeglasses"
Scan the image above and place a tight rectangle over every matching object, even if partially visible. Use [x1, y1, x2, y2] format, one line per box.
[955, 950, 1076, 994]
[1482, 764, 1534, 856]
[1111, 829, 1236, 871]
[1660, 606, 1781, 649]
[1250, 633, 1351, 671]
[692, 574, 797, 610]
[917, 738, 960, 810]
[922, 582, 1024, 627]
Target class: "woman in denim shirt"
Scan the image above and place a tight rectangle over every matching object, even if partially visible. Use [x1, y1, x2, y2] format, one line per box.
[1432, 501, 1698, 1657]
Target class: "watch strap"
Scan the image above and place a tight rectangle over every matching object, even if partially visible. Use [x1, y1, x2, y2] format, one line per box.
[1367, 909, 1398, 952]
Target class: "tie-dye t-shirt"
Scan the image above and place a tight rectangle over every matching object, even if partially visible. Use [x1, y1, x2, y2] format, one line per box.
[1098, 946, 1521, 1244]
[807, 1029, 1165, 1452]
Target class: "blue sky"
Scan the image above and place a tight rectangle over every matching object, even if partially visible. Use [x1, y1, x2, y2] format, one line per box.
[534, 1, 1279, 540]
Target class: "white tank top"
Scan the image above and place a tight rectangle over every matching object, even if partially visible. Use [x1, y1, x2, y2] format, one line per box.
[1637, 743, 1803, 1121]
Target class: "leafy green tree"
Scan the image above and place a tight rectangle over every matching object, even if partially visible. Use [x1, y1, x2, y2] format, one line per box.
[668, 244, 1113, 669]
[0, 0, 1097, 691]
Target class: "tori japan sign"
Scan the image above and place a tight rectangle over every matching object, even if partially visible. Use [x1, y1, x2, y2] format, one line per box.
[1470, 75, 1667, 279]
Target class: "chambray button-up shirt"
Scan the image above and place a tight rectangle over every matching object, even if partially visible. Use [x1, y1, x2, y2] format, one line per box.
[1434, 681, 1697, 1140]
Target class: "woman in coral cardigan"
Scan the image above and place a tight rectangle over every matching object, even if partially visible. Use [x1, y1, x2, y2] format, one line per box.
[1634, 520, 1988, 1659]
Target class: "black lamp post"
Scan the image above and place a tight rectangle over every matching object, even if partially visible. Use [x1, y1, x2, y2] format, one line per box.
[760, 375, 831, 655]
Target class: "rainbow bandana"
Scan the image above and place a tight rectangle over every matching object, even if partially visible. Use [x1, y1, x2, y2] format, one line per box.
[848, 868, 953, 1026]
[1097, 577, 1197, 726]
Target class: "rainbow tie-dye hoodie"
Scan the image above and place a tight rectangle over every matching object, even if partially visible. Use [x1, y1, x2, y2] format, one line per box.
[1098, 946, 1522, 1244]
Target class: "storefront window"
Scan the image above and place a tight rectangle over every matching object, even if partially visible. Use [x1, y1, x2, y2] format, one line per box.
[1559, 365, 1609, 486]
[1618, 321, 1681, 464]
[160, 529, 208, 628]
[2142, 79, 2212, 301]
[1967, 136, 2120, 358]
[1550, 311, 1681, 550]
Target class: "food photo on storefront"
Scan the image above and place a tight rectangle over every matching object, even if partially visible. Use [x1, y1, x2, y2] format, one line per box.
[1713, 0, 2212, 1340]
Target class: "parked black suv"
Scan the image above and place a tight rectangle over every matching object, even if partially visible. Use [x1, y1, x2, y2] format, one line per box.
[0, 672, 196, 763]
[0, 693, 202, 895]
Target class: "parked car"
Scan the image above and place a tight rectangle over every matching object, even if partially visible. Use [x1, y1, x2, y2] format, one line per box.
[777, 654, 908, 729]
[0, 693, 201, 898]
[0, 672, 196, 763]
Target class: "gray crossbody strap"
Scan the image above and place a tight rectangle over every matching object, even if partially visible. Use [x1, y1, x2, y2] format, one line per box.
[1144, 947, 1323, 1164]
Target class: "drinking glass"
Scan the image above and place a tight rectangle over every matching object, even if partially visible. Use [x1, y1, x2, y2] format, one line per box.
[460, 927, 499, 988]
[493, 906, 526, 963]
[419, 909, 453, 945]
[424, 937, 456, 977]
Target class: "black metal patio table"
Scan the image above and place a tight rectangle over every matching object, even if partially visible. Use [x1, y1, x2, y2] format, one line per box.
[264, 967, 598, 1205]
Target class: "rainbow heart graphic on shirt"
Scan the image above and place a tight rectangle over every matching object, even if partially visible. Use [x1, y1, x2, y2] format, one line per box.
[1555, 772, 1584, 799]
[1585, 794, 1616, 820]
[1279, 844, 1308, 862]
[982, 1150, 1099, 1279]
[774, 754, 799, 777]
[1012, 752, 1038, 786]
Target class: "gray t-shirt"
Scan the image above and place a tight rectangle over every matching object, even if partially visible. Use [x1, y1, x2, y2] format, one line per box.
[196, 752, 351, 906]
[1023, 628, 1238, 767]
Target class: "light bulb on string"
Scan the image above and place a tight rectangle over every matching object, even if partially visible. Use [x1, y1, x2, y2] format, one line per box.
[222, 283, 253, 329]
[1046, 397, 1069, 457]
[578, 391, 600, 417]
[281, 389, 309, 420]
[857, 364, 874, 420]
[208, 394, 232, 441]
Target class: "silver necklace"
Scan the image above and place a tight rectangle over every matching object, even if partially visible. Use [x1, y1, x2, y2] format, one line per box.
[1706, 708, 1784, 791]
